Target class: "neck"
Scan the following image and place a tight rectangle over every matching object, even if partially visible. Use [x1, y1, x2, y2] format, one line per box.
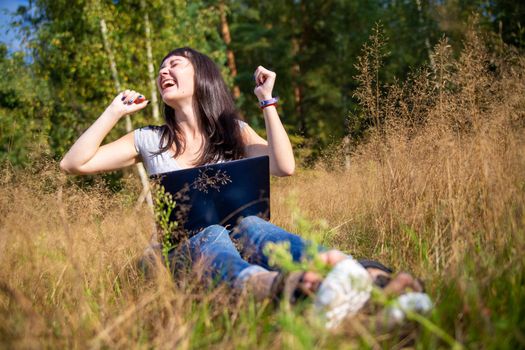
[169, 98, 202, 139]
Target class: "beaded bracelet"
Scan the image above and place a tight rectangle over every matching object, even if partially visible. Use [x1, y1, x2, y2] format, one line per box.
[259, 96, 279, 109]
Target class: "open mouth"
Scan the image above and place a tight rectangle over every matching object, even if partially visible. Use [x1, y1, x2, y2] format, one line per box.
[161, 79, 177, 90]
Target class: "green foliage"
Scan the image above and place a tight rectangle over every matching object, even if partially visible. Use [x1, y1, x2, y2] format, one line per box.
[263, 241, 330, 277]
[261, 192, 333, 276]
[229, 0, 440, 156]
[287, 193, 330, 244]
[431, 0, 525, 49]
[261, 194, 330, 276]
[3, 0, 524, 168]
[152, 183, 178, 267]
[7, 0, 226, 165]
[0, 48, 52, 165]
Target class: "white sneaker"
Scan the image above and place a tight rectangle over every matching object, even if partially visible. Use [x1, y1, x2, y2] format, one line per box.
[384, 292, 433, 324]
[314, 258, 373, 329]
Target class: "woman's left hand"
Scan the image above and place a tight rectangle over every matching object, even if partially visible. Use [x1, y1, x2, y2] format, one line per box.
[253, 66, 276, 102]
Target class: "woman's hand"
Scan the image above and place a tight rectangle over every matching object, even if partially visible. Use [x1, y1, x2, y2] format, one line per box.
[59, 89, 148, 174]
[253, 66, 276, 102]
[107, 89, 149, 118]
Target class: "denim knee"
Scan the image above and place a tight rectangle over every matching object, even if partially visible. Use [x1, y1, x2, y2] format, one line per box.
[190, 225, 230, 251]
[199, 224, 229, 238]
[237, 215, 264, 230]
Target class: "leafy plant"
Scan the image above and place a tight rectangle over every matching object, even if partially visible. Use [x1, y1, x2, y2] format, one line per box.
[152, 183, 178, 267]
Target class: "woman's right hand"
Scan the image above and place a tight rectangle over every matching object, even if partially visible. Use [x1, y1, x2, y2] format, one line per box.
[60, 89, 149, 174]
[107, 89, 150, 118]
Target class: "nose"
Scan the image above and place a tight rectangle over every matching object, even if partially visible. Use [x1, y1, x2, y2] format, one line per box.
[159, 67, 170, 76]
[158, 69, 171, 88]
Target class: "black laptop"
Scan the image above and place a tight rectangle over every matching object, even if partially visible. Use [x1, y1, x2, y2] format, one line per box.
[151, 156, 270, 237]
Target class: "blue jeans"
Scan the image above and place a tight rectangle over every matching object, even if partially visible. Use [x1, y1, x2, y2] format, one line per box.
[170, 215, 324, 287]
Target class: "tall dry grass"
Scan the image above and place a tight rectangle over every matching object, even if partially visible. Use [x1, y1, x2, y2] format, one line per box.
[0, 26, 524, 349]
[278, 28, 524, 268]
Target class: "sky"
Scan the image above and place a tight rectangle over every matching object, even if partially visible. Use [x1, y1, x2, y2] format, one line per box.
[0, 0, 29, 53]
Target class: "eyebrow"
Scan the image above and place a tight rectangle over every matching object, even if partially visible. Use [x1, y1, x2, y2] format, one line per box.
[160, 57, 184, 69]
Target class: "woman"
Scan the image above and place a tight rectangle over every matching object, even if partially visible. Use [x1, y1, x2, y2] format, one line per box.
[60, 47, 423, 318]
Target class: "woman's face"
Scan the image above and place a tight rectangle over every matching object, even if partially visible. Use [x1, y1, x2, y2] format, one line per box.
[157, 55, 195, 105]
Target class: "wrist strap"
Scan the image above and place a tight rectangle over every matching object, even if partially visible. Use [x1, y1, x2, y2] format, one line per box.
[261, 103, 277, 110]
[259, 96, 279, 109]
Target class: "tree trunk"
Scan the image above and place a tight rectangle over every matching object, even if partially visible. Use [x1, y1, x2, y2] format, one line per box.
[291, 55, 304, 134]
[99, 18, 153, 210]
[415, 0, 434, 68]
[219, 1, 242, 101]
[140, 0, 161, 122]
[291, 8, 306, 136]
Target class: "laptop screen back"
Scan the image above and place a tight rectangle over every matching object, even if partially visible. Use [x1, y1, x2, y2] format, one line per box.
[151, 156, 270, 237]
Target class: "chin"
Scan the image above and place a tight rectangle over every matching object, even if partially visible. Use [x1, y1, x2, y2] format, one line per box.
[161, 93, 193, 107]
[161, 90, 179, 102]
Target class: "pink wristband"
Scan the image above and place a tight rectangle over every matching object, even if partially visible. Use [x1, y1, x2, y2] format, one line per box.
[259, 97, 279, 108]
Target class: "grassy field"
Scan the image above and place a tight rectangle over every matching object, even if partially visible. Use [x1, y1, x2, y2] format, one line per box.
[1, 29, 524, 349]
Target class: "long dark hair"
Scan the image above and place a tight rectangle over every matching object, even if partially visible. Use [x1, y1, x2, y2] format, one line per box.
[155, 47, 245, 165]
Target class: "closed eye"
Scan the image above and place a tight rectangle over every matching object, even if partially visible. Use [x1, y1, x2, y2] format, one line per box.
[159, 57, 184, 72]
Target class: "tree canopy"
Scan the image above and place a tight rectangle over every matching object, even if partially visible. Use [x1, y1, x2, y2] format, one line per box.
[1, 0, 523, 170]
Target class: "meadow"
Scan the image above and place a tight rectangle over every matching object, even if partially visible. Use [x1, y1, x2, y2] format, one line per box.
[0, 29, 524, 349]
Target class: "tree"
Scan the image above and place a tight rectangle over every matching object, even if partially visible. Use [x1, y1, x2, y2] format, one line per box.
[0, 46, 52, 165]
[11, 0, 227, 186]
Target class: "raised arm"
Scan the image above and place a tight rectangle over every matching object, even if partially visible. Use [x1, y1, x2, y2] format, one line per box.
[243, 66, 295, 177]
[59, 90, 149, 175]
